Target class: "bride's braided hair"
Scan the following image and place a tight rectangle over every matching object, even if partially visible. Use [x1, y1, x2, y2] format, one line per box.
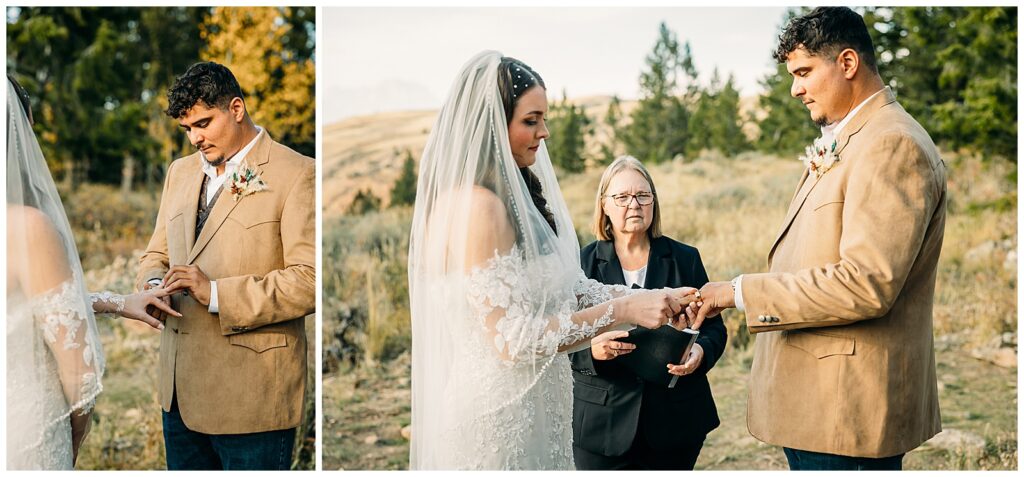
[497, 57, 557, 235]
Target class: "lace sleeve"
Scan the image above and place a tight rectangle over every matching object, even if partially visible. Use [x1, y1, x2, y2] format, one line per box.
[89, 291, 125, 316]
[574, 272, 636, 308]
[466, 247, 622, 365]
[33, 281, 104, 416]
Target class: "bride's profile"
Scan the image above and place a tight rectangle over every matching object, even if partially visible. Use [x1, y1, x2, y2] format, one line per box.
[6, 76, 179, 469]
[407, 51, 698, 470]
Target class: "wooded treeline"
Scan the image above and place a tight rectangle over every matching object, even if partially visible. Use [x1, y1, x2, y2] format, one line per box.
[6, 6, 316, 192]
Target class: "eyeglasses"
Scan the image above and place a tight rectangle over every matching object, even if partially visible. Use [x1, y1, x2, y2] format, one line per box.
[605, 192, 655, 207]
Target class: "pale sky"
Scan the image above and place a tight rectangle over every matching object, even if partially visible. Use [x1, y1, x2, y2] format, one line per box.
[323, 7, 792, 124]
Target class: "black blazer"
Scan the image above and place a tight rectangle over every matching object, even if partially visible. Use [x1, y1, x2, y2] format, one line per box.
[570, 236, 726, 457]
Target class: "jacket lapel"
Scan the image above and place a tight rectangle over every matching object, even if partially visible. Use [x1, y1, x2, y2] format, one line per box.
[644, 236, 672, 289]
[183, 160, 203, 257]
[767, 168, 816, 264]
[187, 131, 273, 264]
[595, 240, 627, 286]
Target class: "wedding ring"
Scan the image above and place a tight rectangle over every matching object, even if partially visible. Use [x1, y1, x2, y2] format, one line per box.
[694, 290, 702, 301]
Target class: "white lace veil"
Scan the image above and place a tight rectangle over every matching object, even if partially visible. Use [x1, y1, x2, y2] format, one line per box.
[408, 51, 595, 468]
[6, 77, 105, 468]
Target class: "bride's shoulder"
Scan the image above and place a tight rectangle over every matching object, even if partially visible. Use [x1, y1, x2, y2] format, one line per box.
[467, 185, 507, 215]
[465, 186, 514, 233]
[7, 204, 58, 239]
[6, 205, 71, 293]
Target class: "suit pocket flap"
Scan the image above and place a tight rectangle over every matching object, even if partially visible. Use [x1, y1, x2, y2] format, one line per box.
[784, 331, 854, 358]
[813, 200, 844, 211]
[573, 380, 608, 406]
[242, 218, 280, 229]
[228, 332, 288, 353]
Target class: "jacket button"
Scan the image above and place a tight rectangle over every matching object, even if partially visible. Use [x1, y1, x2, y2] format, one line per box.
[771, 316, 780, 323]
[758, 315, 767, 322]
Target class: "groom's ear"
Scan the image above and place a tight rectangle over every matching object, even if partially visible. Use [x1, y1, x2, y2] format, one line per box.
[228, 96, 247, 123]
[837, 48, 860, 80]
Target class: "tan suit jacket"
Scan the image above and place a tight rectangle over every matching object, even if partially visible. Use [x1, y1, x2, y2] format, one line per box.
[137, 131, 315, 434]
[741, 88, 945, 458]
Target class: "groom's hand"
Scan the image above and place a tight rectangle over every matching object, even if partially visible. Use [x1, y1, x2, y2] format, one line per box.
[688, 281, 735, 330]
[162, 265, 213, 306]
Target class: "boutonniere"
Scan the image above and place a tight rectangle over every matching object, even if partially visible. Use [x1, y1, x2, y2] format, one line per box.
[228, 163, 268, 202]
[800, 136, 840, 179]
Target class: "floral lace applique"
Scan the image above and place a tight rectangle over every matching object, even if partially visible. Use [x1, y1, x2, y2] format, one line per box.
[89, 291, 125, 315]
[465, 246, 629, 365]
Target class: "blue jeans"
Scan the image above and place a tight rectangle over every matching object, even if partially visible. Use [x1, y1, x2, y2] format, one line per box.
[163, 397, 296, 470]
[784, 447, 904, 470]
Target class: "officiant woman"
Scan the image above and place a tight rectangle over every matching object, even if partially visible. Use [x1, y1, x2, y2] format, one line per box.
[570, 155, 727, 470]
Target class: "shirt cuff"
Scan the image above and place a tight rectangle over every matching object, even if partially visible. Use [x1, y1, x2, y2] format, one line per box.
[734, 275, 746, 311]
[208, 280, 219, 314]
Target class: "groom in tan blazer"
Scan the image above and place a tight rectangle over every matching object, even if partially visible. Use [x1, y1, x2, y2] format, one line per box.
[136, 62, 315, 470]
[691, 8, 945, 470]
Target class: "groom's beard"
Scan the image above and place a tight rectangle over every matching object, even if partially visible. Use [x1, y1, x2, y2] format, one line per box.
[202, 152, 228, 168]
[813, 115, 830, 128]
[204, 156, 227, 167]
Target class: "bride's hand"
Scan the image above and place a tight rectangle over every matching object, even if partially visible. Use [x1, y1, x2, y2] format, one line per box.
[619, 287, 696, 329]
[591, 330, 635, 360]
[119, 288, 180, 330]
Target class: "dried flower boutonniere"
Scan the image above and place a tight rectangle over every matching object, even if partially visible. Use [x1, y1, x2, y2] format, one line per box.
[228, 163, 268, 202]
[800, 136, 840, 179]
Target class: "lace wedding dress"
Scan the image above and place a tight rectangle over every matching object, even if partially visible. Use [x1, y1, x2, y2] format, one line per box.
[6, 279, 117, 469]
[421, 247, 630, 469]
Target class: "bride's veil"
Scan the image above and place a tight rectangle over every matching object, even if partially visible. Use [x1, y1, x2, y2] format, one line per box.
[407, 51, 583, 467]
[6, 77, 105, 466]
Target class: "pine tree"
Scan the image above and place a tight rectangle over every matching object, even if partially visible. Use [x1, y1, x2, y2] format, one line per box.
[865, 7, 1016, 159]
[389, 149, 418, 207]
[622, 23, 693, 163]
[599, 96, 624, 165]
[545, 91, 591, 174]
[711, 74, 750, 156]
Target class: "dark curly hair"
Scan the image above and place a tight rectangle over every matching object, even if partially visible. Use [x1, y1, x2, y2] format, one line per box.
[164, 62, 245, 119]
[772, 7, 878, 73]
[8, 75, 33, 125]
[496, 57, 556, 235]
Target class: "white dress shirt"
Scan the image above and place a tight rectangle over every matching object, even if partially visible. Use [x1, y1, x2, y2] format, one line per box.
[734, 90, 883, 310]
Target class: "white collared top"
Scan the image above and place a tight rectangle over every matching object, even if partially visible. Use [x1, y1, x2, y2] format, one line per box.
[200, 126, 264, 205]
